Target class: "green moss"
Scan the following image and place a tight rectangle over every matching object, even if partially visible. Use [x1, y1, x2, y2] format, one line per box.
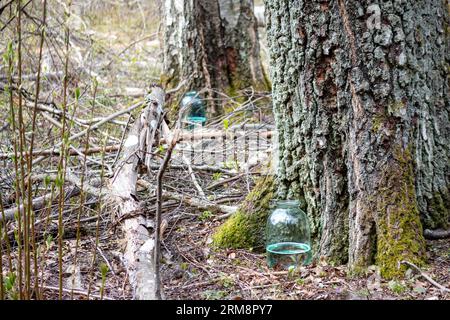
[212, 174, 275, 249]
[212, 211, 255, 248]
[388, 280, 407, 294]
[375, 145, 426, 279]
[347, 265, 372, 278]
[159, 73, 173, 89]
[426, 191, 449, 229]
[224, 79, 248, 106]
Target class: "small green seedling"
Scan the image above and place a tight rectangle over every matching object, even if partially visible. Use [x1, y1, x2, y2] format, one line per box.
[199, 210, 213, 221]
[223, 119, 230, 130]
[99, 263, 109, 299]
[212, 172, 223, 181]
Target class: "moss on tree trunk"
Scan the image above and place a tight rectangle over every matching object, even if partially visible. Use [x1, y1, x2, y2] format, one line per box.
[212, 174, 274, 249]
[374, 146, 426, 278]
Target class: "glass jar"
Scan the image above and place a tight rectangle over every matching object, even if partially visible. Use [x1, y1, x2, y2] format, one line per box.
[266, 200, 311, 269]
[181, 91, 206, 129]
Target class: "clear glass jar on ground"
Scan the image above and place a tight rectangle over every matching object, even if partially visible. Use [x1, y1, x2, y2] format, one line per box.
[266, 200, 312, 269]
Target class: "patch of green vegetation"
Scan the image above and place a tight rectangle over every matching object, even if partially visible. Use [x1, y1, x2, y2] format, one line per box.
[387, 100, 406, 116]
[222, 159, 240, 171]
[191, 268, 199, 275]
[199, 210, 213, 222]
[223, 119, 230, 130]
[202, 290, 228, 300]
[4, 272, 18, 300]
[288, 265, 297, 278]
[348, 265, 371, 278]
[355, 288, 371, 298]
[388, 280, 407, 295]
[180, 262, 189, 271]
[218, 274, 235, 288]
[231, 258, 243, 266]
[99, 263, 109, 298]
[372, 114, 386, 133]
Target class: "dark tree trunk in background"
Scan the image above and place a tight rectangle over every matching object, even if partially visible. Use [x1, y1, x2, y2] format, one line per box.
[265, 0, 449, 277]
[162, 0, 269, 116]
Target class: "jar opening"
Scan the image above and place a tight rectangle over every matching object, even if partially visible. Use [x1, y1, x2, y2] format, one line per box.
[270, 199, 300, 208]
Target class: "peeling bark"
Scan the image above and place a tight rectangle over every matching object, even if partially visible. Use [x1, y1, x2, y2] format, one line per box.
[162, 0, 269, 116]
[109, 86, 166, 299]
[265, 0, 448, 277]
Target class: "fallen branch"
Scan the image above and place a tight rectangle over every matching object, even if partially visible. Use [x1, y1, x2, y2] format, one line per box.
[206, 172, 245, 190]
[31, 172, 104, 197]
[109, 86, 166, 300]
[0, 129, 273, 160]
[1, 191, 64, 223]
[42, 285, 113, 300]
[400, 260, 450, 293]
[149, 163, 235, 173]
[182, 155, 206, 198]
[0, 71, 64, 82]
[136, 178, 237, 215]
[172, 129, 273, 143]
[0, 172, 103, 222]
[163, 190, 237, 215]
[33, 100, 145, 165]
[0, 145, 120, 160]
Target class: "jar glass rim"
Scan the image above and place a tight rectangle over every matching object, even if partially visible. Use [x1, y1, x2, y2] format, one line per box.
[270, 199, 300, 206]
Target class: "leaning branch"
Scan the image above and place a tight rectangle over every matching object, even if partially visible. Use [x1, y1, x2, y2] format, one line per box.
[400, 260, 450, 293]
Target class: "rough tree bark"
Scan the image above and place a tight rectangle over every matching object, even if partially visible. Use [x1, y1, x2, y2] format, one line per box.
[215, 0, 449, 278]
[162, 0, 270, 115]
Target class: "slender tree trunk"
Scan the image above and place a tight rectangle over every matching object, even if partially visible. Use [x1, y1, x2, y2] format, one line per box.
[264, 0, 448, 277]
[162, 0, 269, 116]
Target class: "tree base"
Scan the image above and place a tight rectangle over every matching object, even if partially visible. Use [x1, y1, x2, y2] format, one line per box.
[212, 174, 274, 250]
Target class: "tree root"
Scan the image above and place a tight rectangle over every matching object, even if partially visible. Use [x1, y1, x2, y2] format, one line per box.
[423, 228, 450, 240]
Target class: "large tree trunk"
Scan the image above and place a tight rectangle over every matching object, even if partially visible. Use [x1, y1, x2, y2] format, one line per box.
[215, 0, 449, 279]
[162, 0, 270, 116]
[264, 0, 448, 277]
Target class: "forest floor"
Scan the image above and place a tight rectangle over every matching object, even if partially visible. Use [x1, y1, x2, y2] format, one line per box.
[37, 163, 449, 300]
[0, 2, 448, 301]
[160, 176, 450, 300]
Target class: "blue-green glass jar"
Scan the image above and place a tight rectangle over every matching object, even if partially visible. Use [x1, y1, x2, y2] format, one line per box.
[266, 200, 312, 269]
[181, 91, 206, 129]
